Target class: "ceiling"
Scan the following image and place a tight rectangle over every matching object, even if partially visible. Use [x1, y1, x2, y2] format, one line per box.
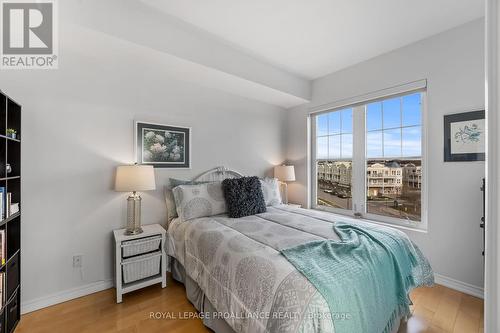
[142, 0, 484, 80]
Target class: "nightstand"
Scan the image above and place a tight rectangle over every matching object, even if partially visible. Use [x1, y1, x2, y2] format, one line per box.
[113, 224, 167, 303]
[287, 203, 301, 208]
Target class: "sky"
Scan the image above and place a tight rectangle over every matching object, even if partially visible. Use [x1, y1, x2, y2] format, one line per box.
[317, 92, 422, 159]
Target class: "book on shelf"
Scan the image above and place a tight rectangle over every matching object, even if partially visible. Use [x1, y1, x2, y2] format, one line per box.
[6, 193, 11, 218]
[0, 272, 4, 307]
[0, 187, 4, 220]
[0, 229, 4, 266]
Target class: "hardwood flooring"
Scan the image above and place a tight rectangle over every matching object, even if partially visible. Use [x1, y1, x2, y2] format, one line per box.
[17, 275, 483, 333]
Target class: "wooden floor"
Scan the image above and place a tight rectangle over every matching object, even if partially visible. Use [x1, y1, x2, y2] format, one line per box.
[17, 275, 483, 333]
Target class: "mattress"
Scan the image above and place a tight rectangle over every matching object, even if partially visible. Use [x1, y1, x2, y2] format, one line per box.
[167, 205, 433, 333]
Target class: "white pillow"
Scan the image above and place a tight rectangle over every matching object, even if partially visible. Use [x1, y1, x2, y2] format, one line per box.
[172, 182, 226, 221]
[164, 186, 177, 225]
[164, 178, 211, 224]
[260, 177, 282, 206]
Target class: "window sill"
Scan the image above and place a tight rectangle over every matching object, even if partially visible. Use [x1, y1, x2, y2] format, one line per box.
[358, 216, 428, 234]
[312, 207, 428, 234]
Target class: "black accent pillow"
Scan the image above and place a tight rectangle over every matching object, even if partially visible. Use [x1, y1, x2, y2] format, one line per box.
[222, 176, 267, 218]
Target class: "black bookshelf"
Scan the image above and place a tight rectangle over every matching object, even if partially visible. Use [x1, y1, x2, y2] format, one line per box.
[0, 90, 21, 333]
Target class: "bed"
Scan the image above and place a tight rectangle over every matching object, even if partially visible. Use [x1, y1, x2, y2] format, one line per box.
[166, 167, 434, 333]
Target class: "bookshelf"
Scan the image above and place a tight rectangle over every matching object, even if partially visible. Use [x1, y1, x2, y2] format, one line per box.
[0, 90, 21, 333]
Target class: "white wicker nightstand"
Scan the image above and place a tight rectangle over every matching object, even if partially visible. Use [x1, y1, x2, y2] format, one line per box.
[113, 224, 167, 303]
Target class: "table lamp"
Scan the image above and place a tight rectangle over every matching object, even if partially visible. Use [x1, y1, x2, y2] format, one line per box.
[115, 164, 156, 235]
[274, 165, 295, 204]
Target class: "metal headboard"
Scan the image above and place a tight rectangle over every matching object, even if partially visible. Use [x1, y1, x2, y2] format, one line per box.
[192, 166, 244, 182]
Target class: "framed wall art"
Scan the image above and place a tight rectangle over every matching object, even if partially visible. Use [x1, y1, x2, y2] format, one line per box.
[444, 110, 485, 162]
[135, 121, 191, 168]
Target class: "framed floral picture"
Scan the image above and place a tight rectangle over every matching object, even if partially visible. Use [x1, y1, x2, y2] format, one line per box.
[135, 121, 191, 168]
[444, 110, 485, 162]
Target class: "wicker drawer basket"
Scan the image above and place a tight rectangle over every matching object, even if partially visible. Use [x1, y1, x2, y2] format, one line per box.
[121, 235, 161, 258]
[122, 251, 162, 284]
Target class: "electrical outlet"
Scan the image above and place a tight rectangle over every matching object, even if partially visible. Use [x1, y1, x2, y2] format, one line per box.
[73, 255, 83, 268]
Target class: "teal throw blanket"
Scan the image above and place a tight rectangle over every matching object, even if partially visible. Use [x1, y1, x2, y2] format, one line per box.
[281, 222, 431, 333]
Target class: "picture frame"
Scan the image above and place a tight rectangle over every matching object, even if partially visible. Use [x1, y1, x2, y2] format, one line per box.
[135, 121, 191, 168]
[444, 110, 485, 162]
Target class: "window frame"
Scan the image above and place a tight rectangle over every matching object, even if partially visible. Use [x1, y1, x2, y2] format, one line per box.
[310, 89, 428, 231]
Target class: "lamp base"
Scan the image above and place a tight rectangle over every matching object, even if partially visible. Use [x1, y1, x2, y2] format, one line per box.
[279, 181, 289, 204]
[125, 192, 143, 236]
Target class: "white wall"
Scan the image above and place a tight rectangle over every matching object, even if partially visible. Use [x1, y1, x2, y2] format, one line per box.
[0, 24, 286, 309]
[286, 19, 485, 290]
[485, 0, 500, 329]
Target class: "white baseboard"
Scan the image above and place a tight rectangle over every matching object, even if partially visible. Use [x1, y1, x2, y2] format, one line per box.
[434, 273, 484, 299]
[21, 279, 113, 314]
[19, 274, 483, 314]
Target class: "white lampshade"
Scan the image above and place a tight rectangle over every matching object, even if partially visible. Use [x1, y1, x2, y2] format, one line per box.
[115, 165, 156, 192]
[274, 165, 296, 182]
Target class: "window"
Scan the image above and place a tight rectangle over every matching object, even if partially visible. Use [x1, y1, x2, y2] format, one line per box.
[312, 90, 425, 228]
[316, 108, 353, 211]
[366, 93, 422, 221]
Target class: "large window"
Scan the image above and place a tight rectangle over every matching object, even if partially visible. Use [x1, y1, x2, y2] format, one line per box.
[313, 90, 425, 227]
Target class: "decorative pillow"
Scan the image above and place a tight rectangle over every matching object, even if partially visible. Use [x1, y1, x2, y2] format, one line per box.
[260, 177, 282, 206]
[172, 182, 226, 221]
[222, 176, 266, 218]
[164, 178, 211, 223]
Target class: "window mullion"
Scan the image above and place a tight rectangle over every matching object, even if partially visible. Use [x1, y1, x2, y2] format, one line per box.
[310, 115, 317, 209]
[352, 105, 366, 215]
[400, 96, 403, 157]
[381, 101, 385, 157]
